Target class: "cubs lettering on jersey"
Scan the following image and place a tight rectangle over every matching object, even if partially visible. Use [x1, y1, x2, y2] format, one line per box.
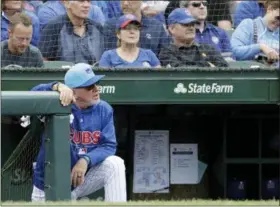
[70, 128, 101, 145]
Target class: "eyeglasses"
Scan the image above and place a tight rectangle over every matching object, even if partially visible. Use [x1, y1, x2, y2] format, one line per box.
[14, 36, 31, 42]
[190, 1, 208, 8]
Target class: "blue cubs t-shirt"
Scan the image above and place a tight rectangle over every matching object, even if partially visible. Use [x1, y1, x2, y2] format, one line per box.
[99, 48, 160, 68]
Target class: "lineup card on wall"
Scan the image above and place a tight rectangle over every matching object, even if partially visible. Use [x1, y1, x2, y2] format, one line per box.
[133, 130, 170, 193]
[170, 144, 198, 184]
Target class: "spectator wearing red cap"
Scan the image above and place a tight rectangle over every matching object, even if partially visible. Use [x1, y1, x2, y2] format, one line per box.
[103, 0, 170, 56]
[99, 14, 160, 68]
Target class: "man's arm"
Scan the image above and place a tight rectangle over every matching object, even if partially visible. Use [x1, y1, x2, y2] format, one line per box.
[31, 82, 58, 91]
[31, 82, 75, 106]
[231, 19, 260, 60]
[84, 107, 117, 167]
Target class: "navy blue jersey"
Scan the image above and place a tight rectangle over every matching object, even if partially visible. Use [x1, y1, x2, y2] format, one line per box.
[31, 82, 117, 190]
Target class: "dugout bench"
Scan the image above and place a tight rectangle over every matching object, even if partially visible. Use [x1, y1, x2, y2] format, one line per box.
[1, 64, 280, 201]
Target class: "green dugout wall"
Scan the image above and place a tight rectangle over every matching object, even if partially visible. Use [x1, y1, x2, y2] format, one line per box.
[1, 67, 279, 201]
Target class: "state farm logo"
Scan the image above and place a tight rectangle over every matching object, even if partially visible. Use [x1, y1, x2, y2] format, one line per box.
[174, 83, 187, 94]
[174, 83, 234, 94]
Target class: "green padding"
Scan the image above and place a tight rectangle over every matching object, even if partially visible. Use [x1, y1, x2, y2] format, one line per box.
[228, 61, 267, 69]
[1, 91, 71, 115]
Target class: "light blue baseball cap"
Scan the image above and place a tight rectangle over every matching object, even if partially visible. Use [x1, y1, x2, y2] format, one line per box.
[64, 63, 105, 88]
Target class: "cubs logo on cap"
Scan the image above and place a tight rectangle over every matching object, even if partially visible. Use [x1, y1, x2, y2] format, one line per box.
[116, 14, 142, 30]
[64, 63, 105, 88]
[167, 8, 198, 25]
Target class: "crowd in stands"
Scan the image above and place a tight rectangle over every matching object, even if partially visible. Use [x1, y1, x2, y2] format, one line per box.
[1, 0, 279, 69]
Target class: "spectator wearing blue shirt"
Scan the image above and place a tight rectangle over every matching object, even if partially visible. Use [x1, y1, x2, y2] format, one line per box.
[231, 0, 279, 64]
[100, 14, 160, 68]
[38, 0, 104, 64]
[180, 0, 232, 56]
[1, 0, 40, 46]
[37, 0, 105, 30]
[103, 0, 170, 55]
[233, 0, 266, 28]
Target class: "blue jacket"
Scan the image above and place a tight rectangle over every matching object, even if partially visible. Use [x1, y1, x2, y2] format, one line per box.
[233, 1, 265, 28]
[1, 10, 40, 46]
[37, 1, 105, 30]
[31, 82, 117, 190]
[231, 17, 279, 60]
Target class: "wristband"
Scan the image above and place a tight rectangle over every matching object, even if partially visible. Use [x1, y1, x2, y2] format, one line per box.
[55, 82, 62, 92]
[82, 155, 91, 166]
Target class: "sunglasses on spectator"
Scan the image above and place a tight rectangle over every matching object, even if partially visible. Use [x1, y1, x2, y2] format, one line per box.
[190, 1, 208, 8]
[276, 16, 280, 21]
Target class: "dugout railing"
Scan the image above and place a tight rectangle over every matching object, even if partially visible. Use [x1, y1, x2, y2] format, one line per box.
[1, 65, 280, 201]
[1, 91, 72, 201]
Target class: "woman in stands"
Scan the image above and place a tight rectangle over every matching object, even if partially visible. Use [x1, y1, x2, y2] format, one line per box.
[231, 0, 279, 66]
[99, 14, 161, 68]
[1, 0, 40, 46]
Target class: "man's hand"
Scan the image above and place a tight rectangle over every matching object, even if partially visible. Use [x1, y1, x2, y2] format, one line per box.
[71, 158, 88, 187]
[260, 44, 279, 63]
[52, 83, 76, 106]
